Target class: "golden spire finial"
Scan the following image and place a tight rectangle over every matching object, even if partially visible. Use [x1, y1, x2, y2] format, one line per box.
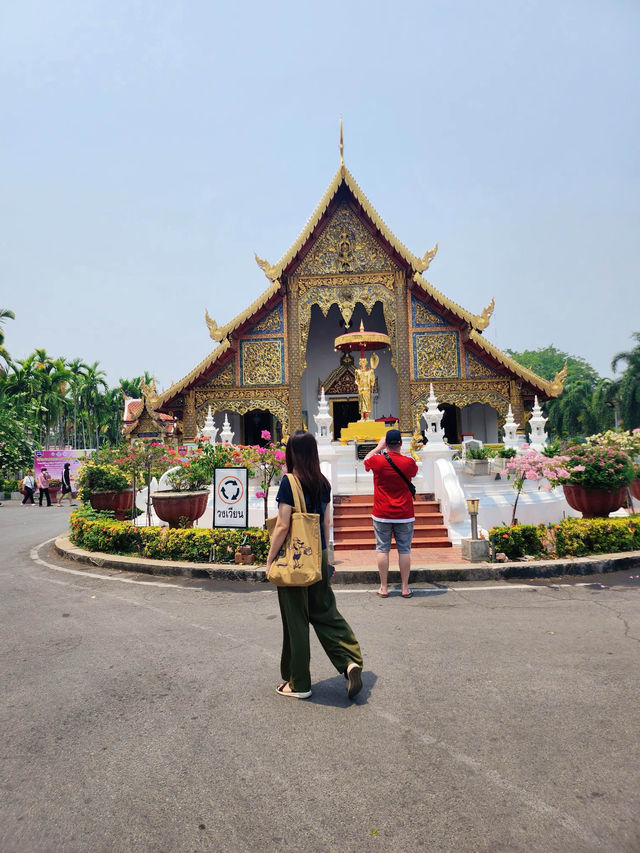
[339, 117, 345, 172]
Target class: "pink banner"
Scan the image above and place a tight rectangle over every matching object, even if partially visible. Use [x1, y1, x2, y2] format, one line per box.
[34, 450, 92, 489]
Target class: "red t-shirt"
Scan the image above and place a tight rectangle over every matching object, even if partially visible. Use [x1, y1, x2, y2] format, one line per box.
[364, 451, 418, 521]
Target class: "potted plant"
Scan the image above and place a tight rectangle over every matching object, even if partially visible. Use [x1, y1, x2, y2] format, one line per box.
[151, 455, 211, 528]
[492, 445, 516, 471]
[48, 477, 61, 503]
[77, 461, 133, 519]
[464, 444, 490, 475]
[557, 441, 635, 518]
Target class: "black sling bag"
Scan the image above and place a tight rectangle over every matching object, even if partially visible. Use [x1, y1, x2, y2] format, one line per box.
[382, 452, 416, 497]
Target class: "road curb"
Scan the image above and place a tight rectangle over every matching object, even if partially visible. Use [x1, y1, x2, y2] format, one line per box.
[53, 535, 640, 584]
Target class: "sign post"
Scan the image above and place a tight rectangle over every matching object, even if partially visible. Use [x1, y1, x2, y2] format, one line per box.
[213, 467, 248, 528]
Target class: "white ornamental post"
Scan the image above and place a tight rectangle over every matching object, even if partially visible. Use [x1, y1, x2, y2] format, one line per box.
[313, 387, 333, 448]
[201, 406, 219, 443]
[528, 396, 548, 452]
[420, 384, 455, 493]
[220, 413, 234, 446]
[503, 404, 520, 451]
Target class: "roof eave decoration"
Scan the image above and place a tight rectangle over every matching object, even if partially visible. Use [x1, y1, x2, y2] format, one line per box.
[473, 297, 495, 331]
[413, 272, 477, 326]
[260, 164, 437, 281]
[160, 277, 283, 404]
[467, 330, 557, 396]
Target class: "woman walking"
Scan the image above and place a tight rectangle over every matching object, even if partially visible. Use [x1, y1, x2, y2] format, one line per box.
[266, 431, 363, 700]
[21, 471, 36, 505]
[57, 462, 76, 507]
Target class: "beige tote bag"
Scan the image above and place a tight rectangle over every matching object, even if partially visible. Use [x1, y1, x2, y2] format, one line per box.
[266, 474, 322, 587]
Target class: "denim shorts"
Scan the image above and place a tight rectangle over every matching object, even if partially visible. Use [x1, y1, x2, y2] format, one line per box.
[372, 520, 414, 554]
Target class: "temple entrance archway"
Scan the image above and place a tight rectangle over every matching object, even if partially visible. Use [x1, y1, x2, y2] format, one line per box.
[302, 302, 398, 431]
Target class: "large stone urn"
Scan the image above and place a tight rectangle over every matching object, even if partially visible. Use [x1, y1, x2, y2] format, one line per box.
[151, 490, 209, 528]
[90, 489, 135, 520]
[630, 478, 640, 502]
[562, 484, 627, 519]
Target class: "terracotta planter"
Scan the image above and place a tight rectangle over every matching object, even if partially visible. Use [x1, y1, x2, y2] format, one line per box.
[562, 484, 627, 519]
[90, 489, 135, 520]
[630, 478, 640, 501]
[151, 490, 209, 528]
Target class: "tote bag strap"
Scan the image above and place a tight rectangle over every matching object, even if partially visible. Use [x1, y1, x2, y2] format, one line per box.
[286, 474, 307, 514]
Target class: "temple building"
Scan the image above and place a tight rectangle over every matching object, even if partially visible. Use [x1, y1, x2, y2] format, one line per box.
[157, 139, 564, 445]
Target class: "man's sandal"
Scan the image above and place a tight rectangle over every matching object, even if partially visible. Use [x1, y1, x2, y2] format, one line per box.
[276, 682, 312, 699]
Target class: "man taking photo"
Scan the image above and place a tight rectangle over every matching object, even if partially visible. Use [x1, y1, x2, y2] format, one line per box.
[363, 428, 418, 598]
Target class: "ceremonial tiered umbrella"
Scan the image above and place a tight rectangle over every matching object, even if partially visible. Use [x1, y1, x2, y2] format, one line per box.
[334, 320, 390, 370]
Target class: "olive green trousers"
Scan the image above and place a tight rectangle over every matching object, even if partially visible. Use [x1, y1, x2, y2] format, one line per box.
[277, 551, 363, 693]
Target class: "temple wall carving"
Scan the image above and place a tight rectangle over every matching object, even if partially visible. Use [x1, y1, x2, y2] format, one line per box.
[410, 378, 512, 426]
[296, 203, 399, 276]
[194, 387, 291, 436]
[413, 331, 461, 380]
[239, 339, 285, 386]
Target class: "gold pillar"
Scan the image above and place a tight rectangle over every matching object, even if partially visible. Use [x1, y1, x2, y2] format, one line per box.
[184, 390, 196, 441]
[395, 272, 413, 433]
[286, 278, 303, 432]
[509, 381, 526, 431]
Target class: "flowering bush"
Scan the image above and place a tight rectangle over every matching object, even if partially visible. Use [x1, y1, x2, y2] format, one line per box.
[505, 449, 572, 525]
[246, 430, 287, 526]
[586, 429, 640, 459]
[558, 443, 635, 491]
[76, 461, 131, 501]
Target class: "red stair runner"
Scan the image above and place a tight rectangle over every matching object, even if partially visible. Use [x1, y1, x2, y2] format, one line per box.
[332, 493, 452, 551]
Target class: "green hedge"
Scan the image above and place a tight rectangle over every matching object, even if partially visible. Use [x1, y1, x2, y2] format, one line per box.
[70, 512, 270, 564]
[490, 516, 640, 559]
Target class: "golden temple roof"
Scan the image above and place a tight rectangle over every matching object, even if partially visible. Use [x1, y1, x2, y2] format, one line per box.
[264, 165, 432, 279]
[468, 330, 558, 396]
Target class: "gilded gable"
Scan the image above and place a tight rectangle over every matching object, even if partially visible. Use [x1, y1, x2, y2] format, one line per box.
[296, 203, 398, 276]
[466, 351, 500, 378]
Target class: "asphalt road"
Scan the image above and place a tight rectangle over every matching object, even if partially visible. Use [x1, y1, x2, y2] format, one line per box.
[1, 502, 639, 853]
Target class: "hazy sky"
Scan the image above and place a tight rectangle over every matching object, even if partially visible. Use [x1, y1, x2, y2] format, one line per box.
[2, 0, 638, 390]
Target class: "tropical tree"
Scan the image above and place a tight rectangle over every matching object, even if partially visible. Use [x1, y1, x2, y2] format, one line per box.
[611, 332, 640, 429]
[78, 362, 108, 449]
[506, 345, 606, 438]
[0, 309, 15, 373]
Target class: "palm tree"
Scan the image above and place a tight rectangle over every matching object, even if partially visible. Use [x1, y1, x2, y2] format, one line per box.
[611, 332, 640, 429]
[67, 358, 89, 448]
[78, 362, 108, 449]
[0, 309, 15, 374]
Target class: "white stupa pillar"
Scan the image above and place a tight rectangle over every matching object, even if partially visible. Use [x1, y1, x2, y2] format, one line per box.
[419, 384, 455, 493]
[528, 396, 548, 452]
[503, 404, 520, 451]
[220, 413, 234, 446]
[201, 406, 219, 443]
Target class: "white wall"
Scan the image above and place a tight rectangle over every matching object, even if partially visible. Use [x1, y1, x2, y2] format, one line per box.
[460, 403, 499, 443]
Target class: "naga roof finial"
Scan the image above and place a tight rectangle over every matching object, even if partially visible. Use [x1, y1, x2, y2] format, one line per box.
[254, 252, 278, 282]
[205, 309, 225, 342]
[415, 243, 438, 273]
[549, 361, 568, 396]
[474, 297, 495, 331]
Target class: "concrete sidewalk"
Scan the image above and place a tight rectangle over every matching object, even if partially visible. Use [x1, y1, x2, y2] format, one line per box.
[54, 534, 640, 585]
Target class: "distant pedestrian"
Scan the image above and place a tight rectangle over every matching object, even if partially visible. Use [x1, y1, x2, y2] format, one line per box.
[37, 467, 52, 507]
[363, 429, 418, 598]
[22, 471, 36, 505]
[58, 463, 76, 507]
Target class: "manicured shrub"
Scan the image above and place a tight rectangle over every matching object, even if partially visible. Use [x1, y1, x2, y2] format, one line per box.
[69, 510, 271, 564]
[490, 524, 544, 560]
[554, 517, 640, 557]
